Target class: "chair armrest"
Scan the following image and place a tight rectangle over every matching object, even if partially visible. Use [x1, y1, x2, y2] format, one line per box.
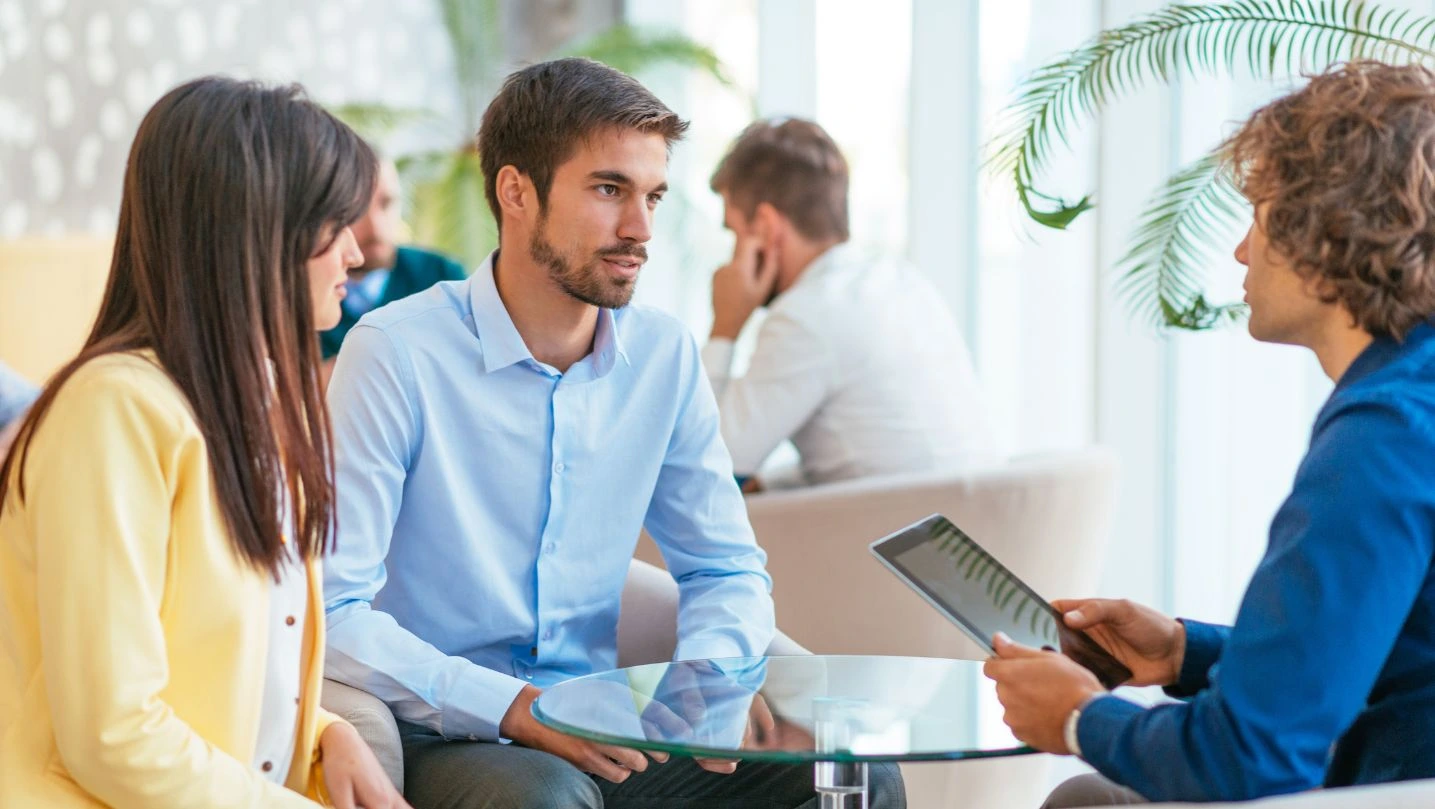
[320, 678, 404, 792]
[618, 558, 809, 667]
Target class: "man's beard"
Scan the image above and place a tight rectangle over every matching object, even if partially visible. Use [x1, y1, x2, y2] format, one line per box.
[529, 214, 646, 309]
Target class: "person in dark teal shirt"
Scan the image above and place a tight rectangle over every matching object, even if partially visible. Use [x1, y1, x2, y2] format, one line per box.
[320, 158, 466, 363]
[985, 61, 1435, 805]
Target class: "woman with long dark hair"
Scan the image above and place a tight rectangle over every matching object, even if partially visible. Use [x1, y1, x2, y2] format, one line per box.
[0, 77, 408, 808]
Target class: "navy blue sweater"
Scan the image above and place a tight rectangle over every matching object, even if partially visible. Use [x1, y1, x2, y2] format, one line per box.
[1080, 323, 1435, 801]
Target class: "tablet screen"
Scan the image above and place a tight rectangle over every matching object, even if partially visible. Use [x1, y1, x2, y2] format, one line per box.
[871, 514, 1131, 688]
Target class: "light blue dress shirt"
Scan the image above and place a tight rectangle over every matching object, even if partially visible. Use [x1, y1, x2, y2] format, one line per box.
[322, 252, 775, 742]
[342, 267, 391, 318]
[0, 361, 38, 429]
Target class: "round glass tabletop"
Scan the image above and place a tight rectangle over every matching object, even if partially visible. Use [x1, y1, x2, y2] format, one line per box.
[532, 654, 1033, 764]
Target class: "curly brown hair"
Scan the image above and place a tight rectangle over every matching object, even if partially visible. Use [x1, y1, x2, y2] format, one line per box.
[1224, 60, 1435, 340]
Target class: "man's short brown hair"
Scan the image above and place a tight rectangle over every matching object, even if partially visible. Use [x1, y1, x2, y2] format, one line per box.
[710, 118, 850, 242]
[478, 58, 688, 223]
[1224, 60, 1435, 340]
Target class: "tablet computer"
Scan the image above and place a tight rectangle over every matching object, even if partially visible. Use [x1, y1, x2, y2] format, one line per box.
[870, 513, 1132, 688]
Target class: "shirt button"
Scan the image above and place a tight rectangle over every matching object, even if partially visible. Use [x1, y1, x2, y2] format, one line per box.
[261, 761, 273, 772]
[553, 462, 565, 474]
[284, 616, 296, 627]
[524, 672, 534, 680]
[543, 543, 555, 555]
[543, 629, 553, 640]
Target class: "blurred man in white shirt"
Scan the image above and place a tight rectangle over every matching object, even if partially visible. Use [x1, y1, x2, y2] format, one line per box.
[704, 118, 997, 490]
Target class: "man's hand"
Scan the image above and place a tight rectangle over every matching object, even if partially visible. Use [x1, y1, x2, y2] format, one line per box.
[692, 692, 778, 774]
[319, 722, 412, 809]
[710, 236, 779, 340]
[499, 685, 668, 784]
[1051, 598, 1186, 687]
[982, 634, 1104, 755]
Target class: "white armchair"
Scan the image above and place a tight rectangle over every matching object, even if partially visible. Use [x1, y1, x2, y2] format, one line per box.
[632, 449, 1119, 809]
[320, 558, 809, 792]
[1102, 779, 1435, 809]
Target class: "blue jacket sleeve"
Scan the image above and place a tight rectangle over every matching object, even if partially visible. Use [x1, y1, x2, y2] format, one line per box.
[1163, 620, 1230, 698]
[1078, 397, 1435, 801]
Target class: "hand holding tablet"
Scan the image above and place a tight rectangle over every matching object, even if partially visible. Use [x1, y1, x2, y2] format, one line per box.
[870, 514, 1133, 689]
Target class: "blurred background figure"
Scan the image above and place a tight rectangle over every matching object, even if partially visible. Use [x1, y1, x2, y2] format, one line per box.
[319, 155, 467, 384]
[704, 118, 998, 491]
[0, 362, 39, 458]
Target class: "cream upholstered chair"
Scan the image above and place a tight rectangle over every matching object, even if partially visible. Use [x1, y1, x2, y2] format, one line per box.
[321, 558, 809, 792]
[636, 448, 1118, 809]
[1099, 779, 1435, 808]
[0, 236, 113, 383]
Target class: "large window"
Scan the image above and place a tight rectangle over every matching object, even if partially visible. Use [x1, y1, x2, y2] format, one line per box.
[636, 0, 1335, 629]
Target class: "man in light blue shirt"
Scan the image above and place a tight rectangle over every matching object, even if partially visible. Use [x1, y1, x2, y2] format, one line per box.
[323, 58, 905, 809]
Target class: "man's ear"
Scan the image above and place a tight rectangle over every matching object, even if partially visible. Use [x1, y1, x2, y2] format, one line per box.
[496, 165, 535, 223]
[753, 202, 786, 249]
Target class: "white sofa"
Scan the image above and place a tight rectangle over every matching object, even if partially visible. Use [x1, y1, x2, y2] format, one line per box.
[320, 558, 808, 793]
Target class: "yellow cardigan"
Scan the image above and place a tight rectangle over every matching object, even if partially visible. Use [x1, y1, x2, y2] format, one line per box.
[0, 352, 342, 808]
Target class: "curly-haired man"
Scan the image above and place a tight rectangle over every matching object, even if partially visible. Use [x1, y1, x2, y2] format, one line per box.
[985, 61, 1435, 806]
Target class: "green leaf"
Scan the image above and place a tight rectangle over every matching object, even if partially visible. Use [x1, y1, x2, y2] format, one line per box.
[438, 0, 505, 135]
[408, 149, 497, 271]
[990, 0, 1435, 329]
[1113, 151, 1251, 331]
[987, 0, 1435, 232]
[328, 103, 437, 146]
[562, 25, 736, 90]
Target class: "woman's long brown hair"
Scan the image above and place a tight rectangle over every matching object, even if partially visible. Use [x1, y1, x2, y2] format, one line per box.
[0, 77, 376, 575]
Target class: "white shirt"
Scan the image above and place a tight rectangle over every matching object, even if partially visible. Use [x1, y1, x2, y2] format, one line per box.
[703, 243, 998, 485]
[251, 544, 307, 783]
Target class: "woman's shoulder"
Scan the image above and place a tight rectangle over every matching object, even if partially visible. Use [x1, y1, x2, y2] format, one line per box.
[48, 350, 195, 436]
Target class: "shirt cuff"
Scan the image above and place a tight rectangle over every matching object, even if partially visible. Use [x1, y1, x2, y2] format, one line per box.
[701, 338, 736, 379]
[1163, 619, 1227, 698]
[440, 665, 529, 742]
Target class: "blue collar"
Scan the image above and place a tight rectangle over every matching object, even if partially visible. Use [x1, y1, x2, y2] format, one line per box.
[468, 251, 630, 377]
[1335, 320, 1435, 392]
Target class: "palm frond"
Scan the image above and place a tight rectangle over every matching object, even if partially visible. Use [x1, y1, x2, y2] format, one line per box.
[988, 0, 1435, 228]
[408, 150, 496, 271]
[329, 103, 436, 147]
[562, 25, 736, 91]
[438, 0, 504, 135]
[1114, 151, 1250, 330]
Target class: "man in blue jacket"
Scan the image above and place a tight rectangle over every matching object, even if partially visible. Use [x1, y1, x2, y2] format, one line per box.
[986, 61, 1435, 806]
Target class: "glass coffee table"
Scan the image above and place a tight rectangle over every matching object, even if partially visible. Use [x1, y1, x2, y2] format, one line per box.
[533, 654, 1034, 808]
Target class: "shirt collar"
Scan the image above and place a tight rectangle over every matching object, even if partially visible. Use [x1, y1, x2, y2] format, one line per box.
[769, 241, 857, 312]
[1335, 319, 1435, 392]
[470, 252, 536, 374]
[469, 250, 631, 378]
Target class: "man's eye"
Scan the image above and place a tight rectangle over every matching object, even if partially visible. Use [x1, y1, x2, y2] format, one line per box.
[648, 193, 665, 205]
[597, 184, 619, 196]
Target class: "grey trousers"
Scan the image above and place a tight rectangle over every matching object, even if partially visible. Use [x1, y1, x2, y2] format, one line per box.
[399, 721, 906, 809]
[1040, 774, 1148, 808]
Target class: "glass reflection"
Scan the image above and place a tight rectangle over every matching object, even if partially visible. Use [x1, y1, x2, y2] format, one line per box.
[533, 655, 1028, 763]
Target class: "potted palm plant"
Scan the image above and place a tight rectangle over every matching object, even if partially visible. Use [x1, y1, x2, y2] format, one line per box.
[989, 0, 1435, 329]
